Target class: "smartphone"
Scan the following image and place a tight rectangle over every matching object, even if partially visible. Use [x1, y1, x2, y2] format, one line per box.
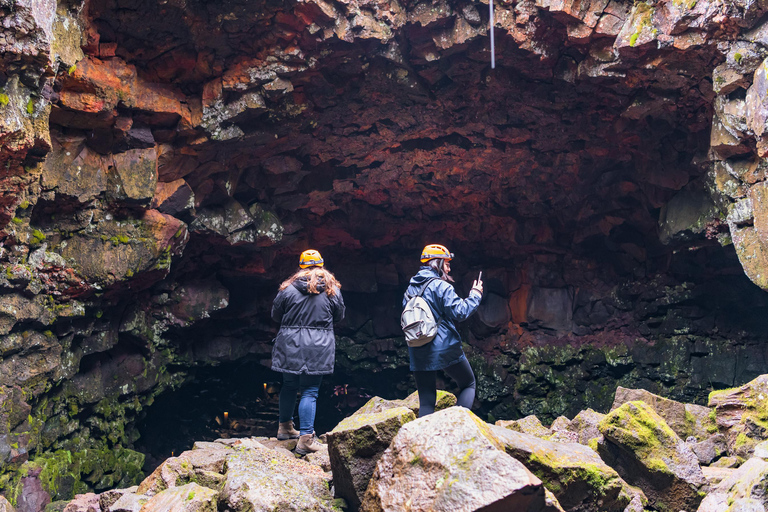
[478, 271, 483, 281]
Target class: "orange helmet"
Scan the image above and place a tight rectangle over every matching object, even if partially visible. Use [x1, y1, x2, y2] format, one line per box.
[420, 244, 454, 263]
[299, 249, 324, 269]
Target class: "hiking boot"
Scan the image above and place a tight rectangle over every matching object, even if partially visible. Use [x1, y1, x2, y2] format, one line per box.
[277, 421, 300, 440]
[295, 433, 322, 455]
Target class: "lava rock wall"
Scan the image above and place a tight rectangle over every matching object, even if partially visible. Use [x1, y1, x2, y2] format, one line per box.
[3, 0, 768, 505]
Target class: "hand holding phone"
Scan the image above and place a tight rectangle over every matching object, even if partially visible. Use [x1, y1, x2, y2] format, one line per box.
[472, 271, 484, 296]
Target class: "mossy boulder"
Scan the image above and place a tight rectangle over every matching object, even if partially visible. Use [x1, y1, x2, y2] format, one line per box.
[612, 386, 715, 441]
[352, 390, 456, 417]
[137, 448, 230, 496]
[709, 375, 768, 458]
[138, 483, 217, 512]
[490, 425, 638, 512]
[327, 406, 415, 510]
[361, 407, 563, 512]
[597, 401, 705, 512]
[7, 447, 144, 503]
[699, 457, 768, 511]
[221, 445, 338, 512]
[57, 210, 187, 289]
[568, 408, 605, 446]
[496, 415, 551, 438]
[107, 491, 148, 512]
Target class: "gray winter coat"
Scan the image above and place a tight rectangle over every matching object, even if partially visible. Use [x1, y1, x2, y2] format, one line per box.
[271, 277, 345, 375]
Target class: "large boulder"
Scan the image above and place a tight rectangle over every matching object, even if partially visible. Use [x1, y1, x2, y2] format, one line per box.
[138, 483, 217, 512]
[612, 386, 716, 440]
[327, 406, 415, 510]
[701, 457, 768, 510]
[496, 415, 551, 438]
[597, 401, 706, 512]
[568, 408, 605, 445]
[709, 375, 768, 458]
[361, 407, 562, 512]
[353, 391, 456, 417]
[221, 444, 337, 511]
[490, 425, 638, 512]
[137, 447, 230, 496]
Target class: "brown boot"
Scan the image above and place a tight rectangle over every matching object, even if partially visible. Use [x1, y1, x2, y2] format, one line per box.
[295, 433, 322, 455]
[277, 421, 300, 440]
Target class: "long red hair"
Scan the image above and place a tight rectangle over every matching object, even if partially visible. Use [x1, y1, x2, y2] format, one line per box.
[279, 267, 341, 297]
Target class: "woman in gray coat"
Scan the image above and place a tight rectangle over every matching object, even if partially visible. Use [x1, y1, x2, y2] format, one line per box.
[271, 249, 345, 454]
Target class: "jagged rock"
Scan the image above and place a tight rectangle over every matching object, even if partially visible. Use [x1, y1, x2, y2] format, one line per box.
[58, 210, 188, 288]
[221, 445, 337, 511]
[702, 466, 735, 486]
[99, 487, 139, 511]
[151, 180, 194, 216]
[0, 496, 14, 512]
[700, 457, 768, 510]
[62, 493, 99, 512]
[362, 407, 562, 512]
[611, 386, 716, 440]
[304, 449, 332, 473]
[137, 448, 230, 496]
[108, 493, 148, 512]
[727, 499, 766, 512]
[568, 408, 605, 445]
[353, 390, 456, 417]
[139, 483, 217, 512]
[690, 434, 728, 465]
[597, 401, 706, 511]
[711, 456, 741, 468]
[658, 188, 719, 245]
[190, 200, 282, 246]
[497, 415, 551, 438]
[755, 441, 768, 458]
[16, 469, 51, 512]
[107, 148, 158, 206]
[58, 58, 191, 126]
[491, 425, 638, 511]
[328, 406, 415, 509]
[709, 375, 768, 458]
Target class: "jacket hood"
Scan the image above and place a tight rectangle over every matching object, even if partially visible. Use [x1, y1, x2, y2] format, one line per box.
[293, 276, 326, 294]
[409, 267, 441, 286]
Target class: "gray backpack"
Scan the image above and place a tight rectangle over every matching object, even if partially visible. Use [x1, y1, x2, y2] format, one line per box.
[401, 278, 440, 347]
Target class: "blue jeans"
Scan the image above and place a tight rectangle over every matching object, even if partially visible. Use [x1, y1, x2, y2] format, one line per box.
[278, 373, 323, 435]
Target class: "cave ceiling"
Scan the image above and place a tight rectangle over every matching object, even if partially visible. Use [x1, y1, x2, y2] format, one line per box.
[35, 0, 733, 286]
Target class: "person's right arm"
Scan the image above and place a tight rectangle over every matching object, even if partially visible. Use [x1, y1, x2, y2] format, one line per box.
[331, 289, 346, 323]
[433, 281, 482, 322]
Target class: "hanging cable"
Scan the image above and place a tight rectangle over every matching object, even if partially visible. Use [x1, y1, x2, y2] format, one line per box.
[489, 0, 495, 68]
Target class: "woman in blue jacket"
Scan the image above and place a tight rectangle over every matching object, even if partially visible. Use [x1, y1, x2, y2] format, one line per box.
[403, 244, 483, 416]
[272, 249, 345, 454]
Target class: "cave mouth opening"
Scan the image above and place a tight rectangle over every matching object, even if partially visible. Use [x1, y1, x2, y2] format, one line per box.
[134, 358, 414, 470]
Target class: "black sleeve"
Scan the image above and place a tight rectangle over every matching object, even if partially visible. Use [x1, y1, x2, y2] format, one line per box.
[271, 288, 286, 323]
[332, 289, 346, 323]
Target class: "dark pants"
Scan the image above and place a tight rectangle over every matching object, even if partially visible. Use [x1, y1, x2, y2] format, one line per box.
[278, 373, 323, 435]
[413, 358, 476, 417]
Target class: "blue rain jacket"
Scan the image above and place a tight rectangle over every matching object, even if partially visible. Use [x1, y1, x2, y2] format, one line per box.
[402, 267, 481, 371]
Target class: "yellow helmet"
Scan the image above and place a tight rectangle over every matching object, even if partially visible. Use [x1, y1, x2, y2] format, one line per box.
[299, 249, 324, 269]
[420, 244, 454, 263]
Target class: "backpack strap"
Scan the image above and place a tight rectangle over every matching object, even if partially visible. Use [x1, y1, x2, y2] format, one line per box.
[405, 277, 439, 300]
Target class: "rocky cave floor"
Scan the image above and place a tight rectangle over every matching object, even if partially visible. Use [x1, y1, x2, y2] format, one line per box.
[41, 374, 768, 512]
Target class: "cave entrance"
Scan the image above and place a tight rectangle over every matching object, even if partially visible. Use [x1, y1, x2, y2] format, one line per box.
[134, 359, 412, 470]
